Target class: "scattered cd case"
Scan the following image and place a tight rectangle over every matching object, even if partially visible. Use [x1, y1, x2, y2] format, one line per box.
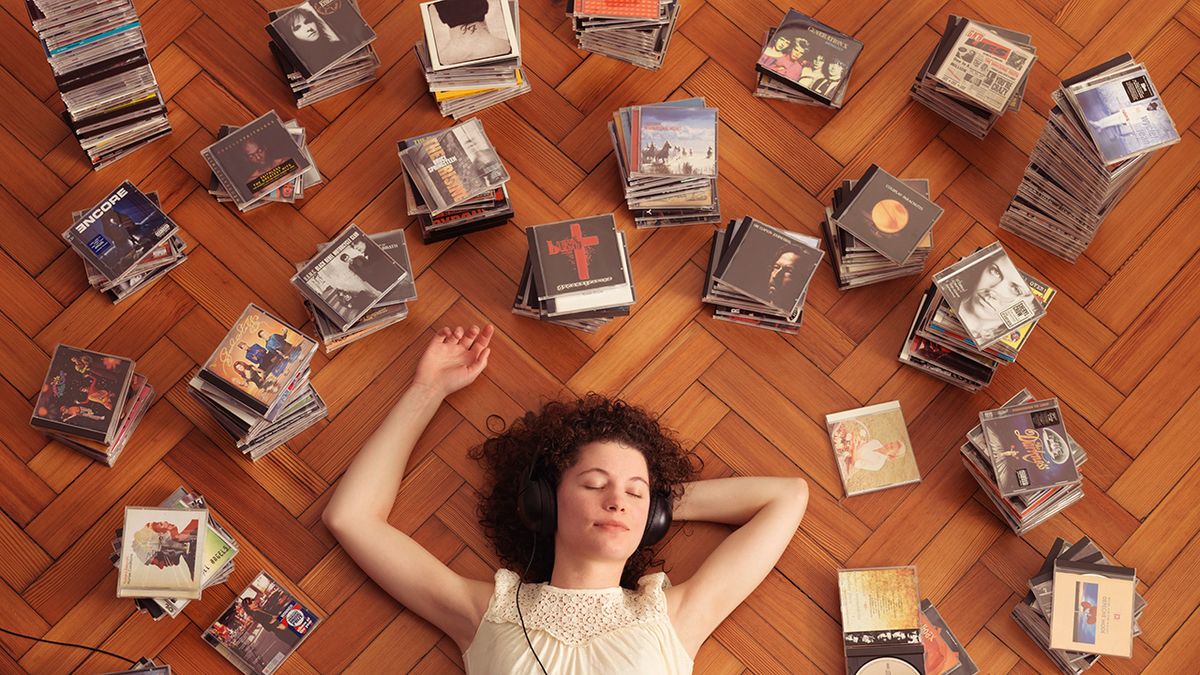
[116, 506, 208, 600]
[826, 400, 922, 497]
[203, 571, 321, 675]
[838, 566, 926, 675]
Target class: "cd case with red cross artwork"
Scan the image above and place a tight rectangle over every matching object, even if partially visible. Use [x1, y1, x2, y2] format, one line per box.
[526, 214, 629, 301]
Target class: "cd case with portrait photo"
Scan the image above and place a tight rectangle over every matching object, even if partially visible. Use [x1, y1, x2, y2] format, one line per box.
[117, 506, 208, 599]
[420, 0, 520, 72]
[978, 397, 1080, 498]
[713, 217, 823, 316]
[754, 10, 863, 107]
[266, 0, 377, 81]
[932, 242, 1046, 349]
[292, 224, 406, 331]
[838, 566, 926, 675]
[63, 181, 180, 284]
[826, 401, 921, 497]
[832, 164, 944, 266]
[1048, 560, 1138, 657]
[203, 571, 321, 675]
[398, 118, 510, 215]
[201, 111, 314, 210]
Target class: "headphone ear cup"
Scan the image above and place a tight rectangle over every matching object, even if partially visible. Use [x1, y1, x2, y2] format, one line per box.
[518, 474, 557, 537]
[639, 492, 672, 548]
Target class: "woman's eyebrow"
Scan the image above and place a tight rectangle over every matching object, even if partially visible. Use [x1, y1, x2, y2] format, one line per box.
[577, 467, 649, 485]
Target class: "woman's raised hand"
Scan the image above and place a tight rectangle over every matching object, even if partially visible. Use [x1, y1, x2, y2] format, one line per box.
[412, 324, 494, 399]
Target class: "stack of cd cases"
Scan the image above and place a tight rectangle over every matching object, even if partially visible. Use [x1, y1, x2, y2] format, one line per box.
[999, 54, 1180, 261]
[267, 0, 380, 108]
[415, 0, 529, 119]
[568, 0, 680, 71]
[609, 98, 721, 228]
[28, 0, 171, 170]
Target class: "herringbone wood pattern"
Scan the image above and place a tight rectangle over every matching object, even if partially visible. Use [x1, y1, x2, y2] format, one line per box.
[2, 0, 1199, 672]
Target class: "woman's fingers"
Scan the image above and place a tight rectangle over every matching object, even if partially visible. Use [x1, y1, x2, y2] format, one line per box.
[471, 324, 495, 356]
[459, 325, 481, 351]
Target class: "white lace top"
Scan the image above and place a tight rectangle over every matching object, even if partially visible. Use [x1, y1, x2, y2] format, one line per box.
[462, 568, 694, 675]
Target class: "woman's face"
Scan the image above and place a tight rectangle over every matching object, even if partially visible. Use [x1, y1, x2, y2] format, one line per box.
[961, 261, 1030, 330]
[812, 55, 825, 68]
[555, 441, 652, 564]
[291, 14, 320, 42]
[773, 36, 790, 51]
[790, 43, 806, 59]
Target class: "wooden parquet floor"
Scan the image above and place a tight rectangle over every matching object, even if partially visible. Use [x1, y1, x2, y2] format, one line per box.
[2, 0, 1200, 672]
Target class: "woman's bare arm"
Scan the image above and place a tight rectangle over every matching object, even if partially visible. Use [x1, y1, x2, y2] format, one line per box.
[666, 476, 809, 654]
[323, 325, 494, 650]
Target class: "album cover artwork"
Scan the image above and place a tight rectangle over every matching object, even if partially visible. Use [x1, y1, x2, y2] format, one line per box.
[202, 111, 312, 208]
[826, 400, 921, 497]
[630, 104, 718, 177]
[268, 0, 377, 79]
[833, 165, 944, 265]
[756, 9, 863, 102]
[979, 398, 1080, 498]
[203, 572, 321, 675]
[421, 0, 519, 71]
[294, 224, 405, 330]
[63, 181, 179, 282]
[932, 242, 1045, 349]
[117, 506, 208, 599]
[839, 566, 926, 675]
[31, 344, 136, 444]
[527, 214, 626, 299]
[200, 304, 316, 414]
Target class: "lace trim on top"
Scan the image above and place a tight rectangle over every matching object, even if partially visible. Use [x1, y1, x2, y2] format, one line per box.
[484, 569, 672, 646]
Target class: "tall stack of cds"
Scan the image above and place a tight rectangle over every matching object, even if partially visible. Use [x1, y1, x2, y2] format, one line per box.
[960, 390, 1085, 534]
[416, 0, 528, 119]
[821, 165, 941, 289]
[568, 0, 680, 71]
[899, 242, 1052, 391]
[189, 304, 326, 460]
[910, 16, 1036, 138]
[999, 54, 1180, 261]
[514, 214, 635, 332]
[397, 119, 514, 242]
[702, 216, 823, 334]
[267, 0, 380, 108]
[754, 9, 863, 109]
[27, 0, 171, 169]
[609, 99, 721, 228]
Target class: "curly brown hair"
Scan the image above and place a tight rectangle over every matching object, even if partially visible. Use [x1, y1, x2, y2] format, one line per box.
[469, 394, 700, 589]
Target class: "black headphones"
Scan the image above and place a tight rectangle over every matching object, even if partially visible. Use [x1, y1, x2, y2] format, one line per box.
[516, 448, 673, 548]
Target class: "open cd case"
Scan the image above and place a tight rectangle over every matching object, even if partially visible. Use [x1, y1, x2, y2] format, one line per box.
[838, 566, 927, 674]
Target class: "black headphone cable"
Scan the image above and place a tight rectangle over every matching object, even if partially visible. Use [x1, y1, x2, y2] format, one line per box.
[516, 535, 549, 675]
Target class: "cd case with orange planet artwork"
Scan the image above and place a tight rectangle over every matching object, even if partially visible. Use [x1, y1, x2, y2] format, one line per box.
[831, 164, 944, 265]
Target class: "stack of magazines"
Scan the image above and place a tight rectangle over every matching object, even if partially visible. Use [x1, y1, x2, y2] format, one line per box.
[189, 304, 326, 460]
[754, 9, 863, 108]
[267, 0, 380, 108]
[609, 99, 721, 228]
[293, 225, 417, 353]
[64, 182, 188, 303]
[27, 0, 171, 169]
[702, 216, 823, 334]
[1012, 537, 1144, 673]
[911, 16, 1036, 138]
[960, 390, 1085, 534]
[514, 214, 635, 332]
[416, 0, 529, 119]
[111, 488, 239, 620]
[999, 54, 1180, 260]
[31, 345, 153, 467]
[397, 119, 514, 242]
[568, 0, 680, 70]
[202, 111, 321, 212]
[821, 165, 941, 289]
[899, 242, 1052, 391]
